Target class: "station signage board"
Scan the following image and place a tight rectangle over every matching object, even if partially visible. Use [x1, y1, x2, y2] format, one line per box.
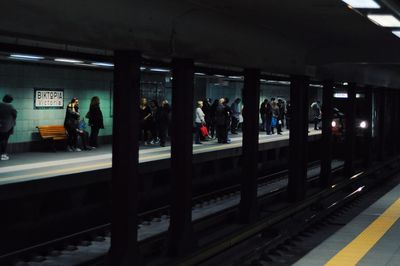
[34, 88, 64, 109]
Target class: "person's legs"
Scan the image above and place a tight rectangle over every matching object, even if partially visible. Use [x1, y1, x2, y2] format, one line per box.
[314, 117, 318, 130]
[266, 117, 272, 135]
[260, 117, 265, 131]
[159, 127, 167, 147]
[216, 125, 222, 143]
[90, 126, 100, 147]
[231, 117, 239, 134]
[223, 124, 229, 143]
[195, 122, 202, 144]
[0, 132, 9, 156]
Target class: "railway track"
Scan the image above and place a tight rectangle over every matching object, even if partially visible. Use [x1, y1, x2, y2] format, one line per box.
[1, 160, 345, 266]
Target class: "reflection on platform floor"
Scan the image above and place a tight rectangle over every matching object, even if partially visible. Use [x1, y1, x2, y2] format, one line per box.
[294, 181, 400, 266]
[0, 129, 321, 185]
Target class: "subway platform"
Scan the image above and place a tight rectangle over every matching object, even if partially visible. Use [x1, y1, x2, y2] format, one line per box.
[0, 129, 321, 186]
[294, 178, 400, 266]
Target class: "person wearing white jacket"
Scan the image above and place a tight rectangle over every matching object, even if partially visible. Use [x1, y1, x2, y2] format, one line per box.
[194, 101, 206, 144]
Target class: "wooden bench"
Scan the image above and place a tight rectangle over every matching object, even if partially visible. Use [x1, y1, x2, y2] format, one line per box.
[37, 125, 68, 151]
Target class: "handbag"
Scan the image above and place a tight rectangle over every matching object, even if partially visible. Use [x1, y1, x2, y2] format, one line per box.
[200, 125, 209, 137]
[271, 117, 277, 127]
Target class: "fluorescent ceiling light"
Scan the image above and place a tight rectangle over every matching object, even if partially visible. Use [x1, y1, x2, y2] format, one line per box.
[392, 30, 400, 38]
[140, 67, 146, 71]
[334, 92, 348, 98]
[92, 62, 114, 67]
[228, 76, 243, 79]
[9, 54, 44, 60]
[367, 14, 400, 27]
[214, 74, 225, 78]
[342, 0, 380, 9]
[54, 58, 83, 64]
[149, 68, 170, 72]
[195, 72, 206, 76]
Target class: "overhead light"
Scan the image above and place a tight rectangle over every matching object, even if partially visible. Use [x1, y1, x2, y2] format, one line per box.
[228, 76, 243, 79]
[343, 82, 349, 86]
[392, 30, 400, 38]
[342, 0, 380, 9]
[367, 14, 400, 27]
[260, 79, 267, 82]
[140, 67, 146, 71]
[9, 54, 44, 60]
[149, 68, 170, 72]
[54, 58, 84, 64]
[334, 92, 348, 98]
[310, 84, 323, 88]
[195, 72, 206, 76]
[91, 62, 114, 67]
[331, 121, 337, 128]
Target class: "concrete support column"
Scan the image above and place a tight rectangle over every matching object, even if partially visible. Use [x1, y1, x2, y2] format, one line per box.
[239, 69, 260, 223]
[320, 80, 334, 188]
[288, 76, 309, 202]
[167, 58, 196, 256]
[108, 50, 141, 266]
[344, 84, 356, 177]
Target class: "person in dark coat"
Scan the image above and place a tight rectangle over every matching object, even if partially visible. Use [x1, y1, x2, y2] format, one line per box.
[64, 98, 81, 151]
[278, 99, 286, 130]
[86, 96, 104, 148]
[139, 97, 152, 145]
[209, 99, 219, 139]
[259, 99, 268, 132]
[158, 100, 170, 147]
[271, 101, 282, 135]
[0, 95, 17, 160]
[149, 99, 160, 144]
[215, 98, 231, 144]
[202, 98, 212, 141]
[265, 100, 273, 135]
[285, 100, 291, 130]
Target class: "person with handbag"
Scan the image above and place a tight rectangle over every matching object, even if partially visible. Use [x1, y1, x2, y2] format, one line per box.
[86, 96, 104, 148]
[64, 98, 81, 151]
[194, 100, 206, 145]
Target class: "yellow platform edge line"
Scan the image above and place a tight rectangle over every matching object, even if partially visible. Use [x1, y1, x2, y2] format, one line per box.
[325, 198, 400, 266]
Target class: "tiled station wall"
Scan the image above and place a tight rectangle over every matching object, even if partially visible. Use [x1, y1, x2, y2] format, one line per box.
[0, 61, 321, 147]
[0, 62, 113, 144]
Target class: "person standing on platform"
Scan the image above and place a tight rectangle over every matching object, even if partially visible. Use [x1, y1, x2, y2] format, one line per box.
[311, 100, 322, 130]
[64, 98, 81, 152]
[230, 98, 241, 134]
[194, 100, 206, 145]
[285, 100, 291, 130]
[139, 97, 152, 145]
[265, 99, 273, 135]
[209, 99, 219, 139]
[158, 100, 170, 147]
[278, 99, 286, 131]
[215, 98, 231, 144]
[86, 96, 104, 148]
[260, 99, 268, 132]
[272, 101, 282, 135]
[0, 95, 17, 160]
[202, 98, 212, 138]
[149, 99, 160, 144]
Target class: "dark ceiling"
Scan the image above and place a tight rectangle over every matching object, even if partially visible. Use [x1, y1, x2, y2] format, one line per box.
[0, 0, 399, 86]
